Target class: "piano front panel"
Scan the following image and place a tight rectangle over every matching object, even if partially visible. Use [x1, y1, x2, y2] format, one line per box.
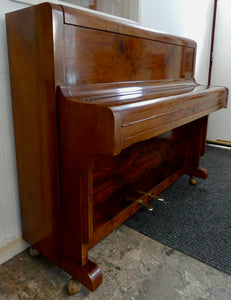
[64, 24, 195, 84]
[92, 127, 187, 232]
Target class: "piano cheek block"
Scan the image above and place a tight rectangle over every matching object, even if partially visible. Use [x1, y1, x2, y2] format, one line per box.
[6, 2, 228, 295]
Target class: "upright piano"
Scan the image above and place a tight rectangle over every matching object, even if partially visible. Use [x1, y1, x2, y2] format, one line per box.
[6, 2, 228, 294]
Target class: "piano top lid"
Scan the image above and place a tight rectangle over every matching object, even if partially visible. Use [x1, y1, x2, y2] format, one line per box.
[61, 4, 197, 48]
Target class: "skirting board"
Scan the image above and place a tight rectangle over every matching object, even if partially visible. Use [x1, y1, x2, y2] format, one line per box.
[0, 236, 28, 265]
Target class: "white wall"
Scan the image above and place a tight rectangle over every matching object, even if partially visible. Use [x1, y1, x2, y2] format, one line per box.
[0, 0, 30, 264]
[97, 0, 139, 22]
[139, 0, 214, 85]
[206, 0, 231, 143]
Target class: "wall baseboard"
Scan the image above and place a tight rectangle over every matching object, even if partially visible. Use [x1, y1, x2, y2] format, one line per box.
[0, 236, 28, 265]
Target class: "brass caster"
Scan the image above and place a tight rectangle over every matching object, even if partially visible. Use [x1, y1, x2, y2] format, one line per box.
[29, 247, 40, 258]
[67, 278, 82, 296]
[189, 177, 197, 185]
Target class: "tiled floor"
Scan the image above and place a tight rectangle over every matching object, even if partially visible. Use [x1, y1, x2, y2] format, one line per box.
[1, 225, 231, 299]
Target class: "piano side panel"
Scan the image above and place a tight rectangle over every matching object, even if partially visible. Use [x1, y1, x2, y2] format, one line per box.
[63, 24, 194, 84]
[6, 3, 64, 265]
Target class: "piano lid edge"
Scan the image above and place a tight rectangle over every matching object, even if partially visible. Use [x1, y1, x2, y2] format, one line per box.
[61, 4, 196, 48]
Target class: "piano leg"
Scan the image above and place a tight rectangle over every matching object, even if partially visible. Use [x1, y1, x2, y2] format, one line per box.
[61, 257, 102, 293]
[184, 116, 208, 180]
[59, 168, 102, 292]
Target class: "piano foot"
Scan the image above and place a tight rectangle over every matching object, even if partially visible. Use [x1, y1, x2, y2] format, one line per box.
[61, 258, 102, 292]
[189, 176, 197, 185]
[67, 278, 82, 296]
[185, 166, 208, 179]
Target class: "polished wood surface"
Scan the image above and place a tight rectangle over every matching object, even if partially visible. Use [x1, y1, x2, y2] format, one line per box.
[6, 3, 63, 264]
[58, 82, 227, 151]
[6, 2, 228, 293]
[64, 26, 194, 84]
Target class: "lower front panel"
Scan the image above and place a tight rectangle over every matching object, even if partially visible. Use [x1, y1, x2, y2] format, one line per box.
[92, 125, 187, 232]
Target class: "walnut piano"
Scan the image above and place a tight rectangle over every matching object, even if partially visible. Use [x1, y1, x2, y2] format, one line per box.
[6, 2, 228, 295]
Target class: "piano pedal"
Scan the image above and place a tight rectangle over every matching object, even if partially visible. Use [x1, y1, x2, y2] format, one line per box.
[139, 200, 153, 212]
[148, 193, 165, 202]
[125, 196, 153, 212]
[137, 189, 165, 202]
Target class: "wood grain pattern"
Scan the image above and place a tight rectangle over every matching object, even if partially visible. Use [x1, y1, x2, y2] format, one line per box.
[6, 2, 228, 293]
[64, 25, 194, 84]
[92, 128, 186, 231]
[63, 5, 197, 47]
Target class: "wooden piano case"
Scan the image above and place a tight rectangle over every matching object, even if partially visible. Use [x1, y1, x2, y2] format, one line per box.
[6, 2, 228, 294]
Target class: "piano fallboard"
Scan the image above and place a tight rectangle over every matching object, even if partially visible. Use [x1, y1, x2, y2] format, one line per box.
[58, 80, 227, 154]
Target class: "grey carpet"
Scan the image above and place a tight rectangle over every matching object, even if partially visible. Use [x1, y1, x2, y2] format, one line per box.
[125, 145, 231, 275]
